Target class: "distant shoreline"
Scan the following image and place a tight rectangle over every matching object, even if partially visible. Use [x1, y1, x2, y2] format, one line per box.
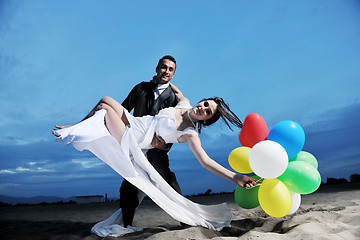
[1, 181, 359, 207]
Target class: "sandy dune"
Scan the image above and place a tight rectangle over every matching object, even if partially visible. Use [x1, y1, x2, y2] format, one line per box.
[1, 183, 359, 240]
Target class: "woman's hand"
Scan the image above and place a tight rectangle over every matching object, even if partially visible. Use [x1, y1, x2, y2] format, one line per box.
[169, 83, 189, 103]
[234, 174, 262, 189]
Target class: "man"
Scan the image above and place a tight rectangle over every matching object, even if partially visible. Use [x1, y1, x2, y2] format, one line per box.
[120, 55, 182, 227]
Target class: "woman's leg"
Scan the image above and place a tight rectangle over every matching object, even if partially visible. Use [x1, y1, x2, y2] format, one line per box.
[81, 96, 124, 121]
[98, 102, 129, 145]
[54, 96, 125, 130]
[53, 97, 130, 144]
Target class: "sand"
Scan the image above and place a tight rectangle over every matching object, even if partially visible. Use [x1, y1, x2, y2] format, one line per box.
[1, 183, 359, 240]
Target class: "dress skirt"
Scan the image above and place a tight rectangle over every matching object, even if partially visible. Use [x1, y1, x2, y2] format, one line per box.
[55, 109, 232, 237]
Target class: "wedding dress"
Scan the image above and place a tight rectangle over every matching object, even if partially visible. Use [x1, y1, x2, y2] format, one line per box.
[54, 101, 232, 237]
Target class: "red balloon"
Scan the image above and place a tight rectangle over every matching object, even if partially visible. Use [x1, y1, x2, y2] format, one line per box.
[239, 113, 269, 147]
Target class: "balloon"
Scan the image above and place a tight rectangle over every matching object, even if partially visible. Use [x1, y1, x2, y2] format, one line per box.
[239, 113, 269, 148]
[258, 179, 292, 218]
[278, 161, 321, 194]
[267, 120, 305, 159]
[249, 140, 288, 179]
[228, 147, 252, 174]
[289, 151, 318, 169]
[288, 191, 301, 215]
[234, 175, 262, 209]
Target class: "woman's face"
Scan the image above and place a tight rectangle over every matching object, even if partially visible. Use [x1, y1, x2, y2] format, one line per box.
[192, 100, 217, 121]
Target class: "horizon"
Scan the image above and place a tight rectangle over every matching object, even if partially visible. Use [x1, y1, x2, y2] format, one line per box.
[1, 174, 358, 204]
[1, 0, 360, 199]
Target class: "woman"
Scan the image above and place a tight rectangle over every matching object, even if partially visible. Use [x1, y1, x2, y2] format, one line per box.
[53, 84, 260, 236]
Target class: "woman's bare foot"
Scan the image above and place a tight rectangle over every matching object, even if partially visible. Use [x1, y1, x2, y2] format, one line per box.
[235, 175, 262, 189]
[55, 125, 73, 129]
[51, 129, 58, 136]
[52, 125, 73, 136]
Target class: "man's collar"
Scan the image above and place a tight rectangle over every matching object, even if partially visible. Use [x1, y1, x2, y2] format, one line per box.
[157, 83, 169, 89]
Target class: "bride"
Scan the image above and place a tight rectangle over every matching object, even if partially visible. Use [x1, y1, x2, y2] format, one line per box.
[53, 83, 260, 236]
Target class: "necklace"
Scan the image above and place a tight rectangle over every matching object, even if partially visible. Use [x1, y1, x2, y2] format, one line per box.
[187, 109, 196, 128]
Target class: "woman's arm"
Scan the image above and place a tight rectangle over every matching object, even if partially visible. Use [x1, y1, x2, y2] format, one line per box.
[179, 134, 261, 188]
[169, 83, 190, 103]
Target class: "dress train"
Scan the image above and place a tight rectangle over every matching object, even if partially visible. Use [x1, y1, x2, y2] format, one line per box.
[55, 110, 232, 237]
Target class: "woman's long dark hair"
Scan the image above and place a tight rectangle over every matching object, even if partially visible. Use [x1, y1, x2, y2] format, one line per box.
[196, 97, 243, 133]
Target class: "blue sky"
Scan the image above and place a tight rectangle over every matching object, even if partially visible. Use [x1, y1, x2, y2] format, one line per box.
[0, 0, 359, 199]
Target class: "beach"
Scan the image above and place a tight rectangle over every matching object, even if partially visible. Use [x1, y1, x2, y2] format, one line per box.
[1, 183, 359, 240]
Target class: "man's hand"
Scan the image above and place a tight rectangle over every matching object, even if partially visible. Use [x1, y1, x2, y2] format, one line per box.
[151, 133, 167, 149]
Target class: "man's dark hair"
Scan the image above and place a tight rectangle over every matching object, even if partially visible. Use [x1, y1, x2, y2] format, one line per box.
[157, 55, 177, 69]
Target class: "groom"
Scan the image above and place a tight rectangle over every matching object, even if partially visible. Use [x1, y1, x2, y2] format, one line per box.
[120, 55, 182, 227]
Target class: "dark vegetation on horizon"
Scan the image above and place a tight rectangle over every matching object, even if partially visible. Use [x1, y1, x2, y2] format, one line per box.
[184, 173, 360, 198]
[1, 174, 359, 207]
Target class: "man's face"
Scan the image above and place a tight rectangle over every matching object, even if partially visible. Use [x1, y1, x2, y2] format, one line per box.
[155, 59, 176, 84]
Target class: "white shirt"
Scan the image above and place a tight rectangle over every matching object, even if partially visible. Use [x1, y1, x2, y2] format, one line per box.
[154, 83, 169, 100]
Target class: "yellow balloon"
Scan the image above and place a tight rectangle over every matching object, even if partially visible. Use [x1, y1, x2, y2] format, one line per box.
[228, 147, 252, 174]
[258, 179, 292, 217]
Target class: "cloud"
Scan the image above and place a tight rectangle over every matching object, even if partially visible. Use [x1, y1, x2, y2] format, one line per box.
[0, 183, 21, 189]
[0, 166, 54, 175]
[71, 158, 105, 169]
[0, 169, 16, 174]
[300, 102, 360, 180]
[304, 102, 360, 150]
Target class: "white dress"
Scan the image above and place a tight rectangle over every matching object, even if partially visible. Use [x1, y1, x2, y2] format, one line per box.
[55, 101, 232, 237]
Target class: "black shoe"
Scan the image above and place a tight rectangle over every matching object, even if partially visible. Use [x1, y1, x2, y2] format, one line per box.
[180, 222, 191, 229]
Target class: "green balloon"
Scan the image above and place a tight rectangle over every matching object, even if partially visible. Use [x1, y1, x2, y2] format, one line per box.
[289, 151, 318, 169]
[278, 161, 321, 194]
[234, 175, 261, 209]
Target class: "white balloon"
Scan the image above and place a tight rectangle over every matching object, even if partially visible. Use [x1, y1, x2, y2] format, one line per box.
[288, 191, 301, 215]
[249, 140, 288, 179]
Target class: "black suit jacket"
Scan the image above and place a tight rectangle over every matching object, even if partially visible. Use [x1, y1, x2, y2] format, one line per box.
[122, 81, 178, 117]
[119, 81, 182, 202]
